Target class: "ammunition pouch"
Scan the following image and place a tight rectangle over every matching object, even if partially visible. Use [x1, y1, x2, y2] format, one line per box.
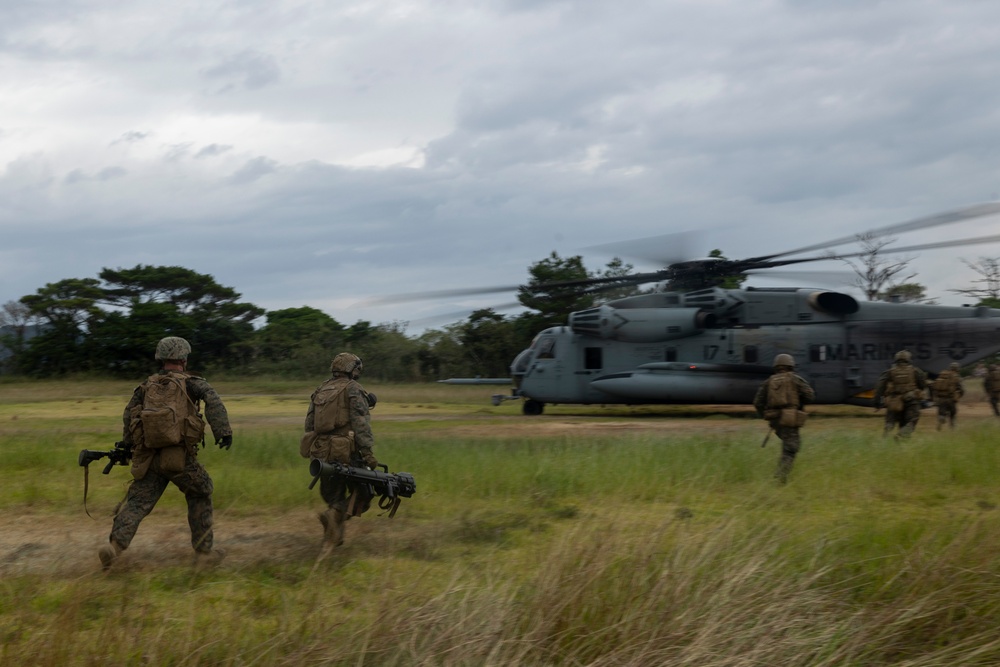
[157, 445, 187, 473]
[300, 431, 355, 464]
[779, 408, 808, 428]
[763, 409, 781, 421]
[885, 395, 905, 412]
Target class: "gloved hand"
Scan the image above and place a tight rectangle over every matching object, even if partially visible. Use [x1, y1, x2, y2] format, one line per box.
[216, 434, 233, 450]
[363, 453, 379, 470]
[366, 392, 377, 410]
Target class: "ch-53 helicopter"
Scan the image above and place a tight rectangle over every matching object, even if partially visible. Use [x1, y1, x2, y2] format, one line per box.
[382, 202, 1000, 415]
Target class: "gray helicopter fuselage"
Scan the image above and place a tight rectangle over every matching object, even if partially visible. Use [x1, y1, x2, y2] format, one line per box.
[509, 287, 1000, 407]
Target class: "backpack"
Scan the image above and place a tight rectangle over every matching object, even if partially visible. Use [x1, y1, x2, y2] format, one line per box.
[932, 370, 958, 399]
[888, 365, 917, 394]
[300, 377, 355, 463]
[134, 373, 205, 449]
[312, 378, 351, 434]
[766, 373, 800, 409]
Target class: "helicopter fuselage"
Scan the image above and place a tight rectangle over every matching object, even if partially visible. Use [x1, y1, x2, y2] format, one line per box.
[506, 287, 1000, 413]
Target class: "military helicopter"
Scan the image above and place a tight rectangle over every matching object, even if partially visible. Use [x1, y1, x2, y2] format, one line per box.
[382, 203, 1000, 415]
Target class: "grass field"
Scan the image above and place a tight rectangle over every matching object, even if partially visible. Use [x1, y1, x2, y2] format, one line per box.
[2, 378, 1000, 666]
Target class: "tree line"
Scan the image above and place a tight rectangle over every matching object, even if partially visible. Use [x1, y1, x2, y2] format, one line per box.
[0, 257, 622, 381]
[3, 245, 998, 382]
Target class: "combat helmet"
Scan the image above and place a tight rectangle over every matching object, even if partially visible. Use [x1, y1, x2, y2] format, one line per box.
[155, 336, 191, 361]
[330, 352, 363, 379]
[950, 362, 960, 371]
[894, 349, 912, 362]
[773, 353, 795, 368]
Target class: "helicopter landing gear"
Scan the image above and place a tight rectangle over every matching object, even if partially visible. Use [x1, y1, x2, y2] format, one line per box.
[523, 399, 544, 416]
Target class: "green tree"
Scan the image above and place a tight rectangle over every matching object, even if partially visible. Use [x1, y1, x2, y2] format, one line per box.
[97, 265, 264, 369]
[19, 278, 104, 376]
[256, 307, 345, 362]
[518, 252, 595, 325]
[458, 309, 525, 378]
[707, 249, 748, 289]
[880, 283, 936, 304]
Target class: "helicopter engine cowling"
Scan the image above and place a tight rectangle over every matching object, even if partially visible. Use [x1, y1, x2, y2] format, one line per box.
[569, 305, 716, 343]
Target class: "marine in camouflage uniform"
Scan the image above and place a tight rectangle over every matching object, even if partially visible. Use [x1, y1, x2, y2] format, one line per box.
[930, 362, 964, 430]
[303, 352, 379, 549]
[873, 350, 928, 439]
[754, 354, 816, 484]
[984, 364, 1000, 417]
[99, 337, 233, 569]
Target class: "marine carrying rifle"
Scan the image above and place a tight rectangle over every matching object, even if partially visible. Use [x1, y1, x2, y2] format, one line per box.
[79, 441, 132, 474]
[308, 459, 416, 518]
[78, 441, 132, 517]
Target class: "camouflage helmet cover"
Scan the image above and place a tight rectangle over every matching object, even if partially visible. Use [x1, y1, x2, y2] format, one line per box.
[894, 349, 912, 362]
[949, 362, 960, 371]
[330, 352, 363, 378]
[773, 353, 795, 368]
[155, 336, 191, 361]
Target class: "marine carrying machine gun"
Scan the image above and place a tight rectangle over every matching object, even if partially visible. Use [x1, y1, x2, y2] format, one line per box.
[308, 459, 416, 518]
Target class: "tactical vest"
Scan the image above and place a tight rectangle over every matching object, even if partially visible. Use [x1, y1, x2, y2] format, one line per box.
[932, 370, 959, 399]
[127, 372, 205, 450]
[766, 372, 800, 409]
[887, 365, 917, 395]
[988, 369, 1000, 387]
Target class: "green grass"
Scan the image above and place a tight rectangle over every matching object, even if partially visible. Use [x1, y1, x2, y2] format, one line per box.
[2, 380, 1000, 665]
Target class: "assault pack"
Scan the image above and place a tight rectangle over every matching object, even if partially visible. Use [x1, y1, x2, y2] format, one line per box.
[133, 372, 205, 449]
[766, 373, 800, 409]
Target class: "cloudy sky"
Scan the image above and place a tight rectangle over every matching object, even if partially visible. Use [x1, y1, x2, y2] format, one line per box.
[4, 0, 1000, 332]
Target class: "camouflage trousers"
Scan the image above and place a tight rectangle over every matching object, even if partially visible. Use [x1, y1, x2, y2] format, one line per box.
[990, 394, 1000, 417]
[771, 424, 801, 483]
[319, 474, 372, 517]
[110, 452, 215, 553]
[935, 400, 958, 429]
[883, 401, 922, 438]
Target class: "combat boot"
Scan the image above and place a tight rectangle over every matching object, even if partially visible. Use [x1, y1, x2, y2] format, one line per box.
[319, 508, 346, 548]
[98, 539, 125, 570]
[193, 548, 226, 570]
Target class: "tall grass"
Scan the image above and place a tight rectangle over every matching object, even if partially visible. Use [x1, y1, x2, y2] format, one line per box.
[2, 383, 1000, 665]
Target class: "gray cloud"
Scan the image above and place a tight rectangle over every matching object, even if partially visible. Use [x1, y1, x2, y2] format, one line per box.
[2, 0, 1000, 332]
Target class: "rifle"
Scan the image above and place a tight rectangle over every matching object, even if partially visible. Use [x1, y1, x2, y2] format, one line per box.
[309, 459, 416, 518]
[78, 441, 132, 517]
[761, 428, 773, 447]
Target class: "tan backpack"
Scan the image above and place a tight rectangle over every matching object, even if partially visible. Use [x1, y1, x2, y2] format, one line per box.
[932, 370, 958, 398]
[888, 365, 917, 395]
[766, 373, 800, 409]
[300, 378, 356, 463]
[131, 373, 205, 449]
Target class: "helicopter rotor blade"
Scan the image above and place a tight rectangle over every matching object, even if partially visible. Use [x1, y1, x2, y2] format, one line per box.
[826, 232, 1000, 262]
[758, 201, 1000, 261]
[354, 285, 523, 307]
[581, 230, 702, 267]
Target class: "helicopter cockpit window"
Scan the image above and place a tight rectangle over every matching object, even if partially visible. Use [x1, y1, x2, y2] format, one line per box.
[536, 337, 556, 359]
[743, 345, 758, 363]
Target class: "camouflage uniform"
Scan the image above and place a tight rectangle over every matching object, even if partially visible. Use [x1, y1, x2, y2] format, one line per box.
[984, 365, 1000, 417]
[930, 363, 964, 430]
[110, 372, 232, 554]
[304, 353, 378, 548]
[874, 351, 928, 438]
[754, 355, 815, 484]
